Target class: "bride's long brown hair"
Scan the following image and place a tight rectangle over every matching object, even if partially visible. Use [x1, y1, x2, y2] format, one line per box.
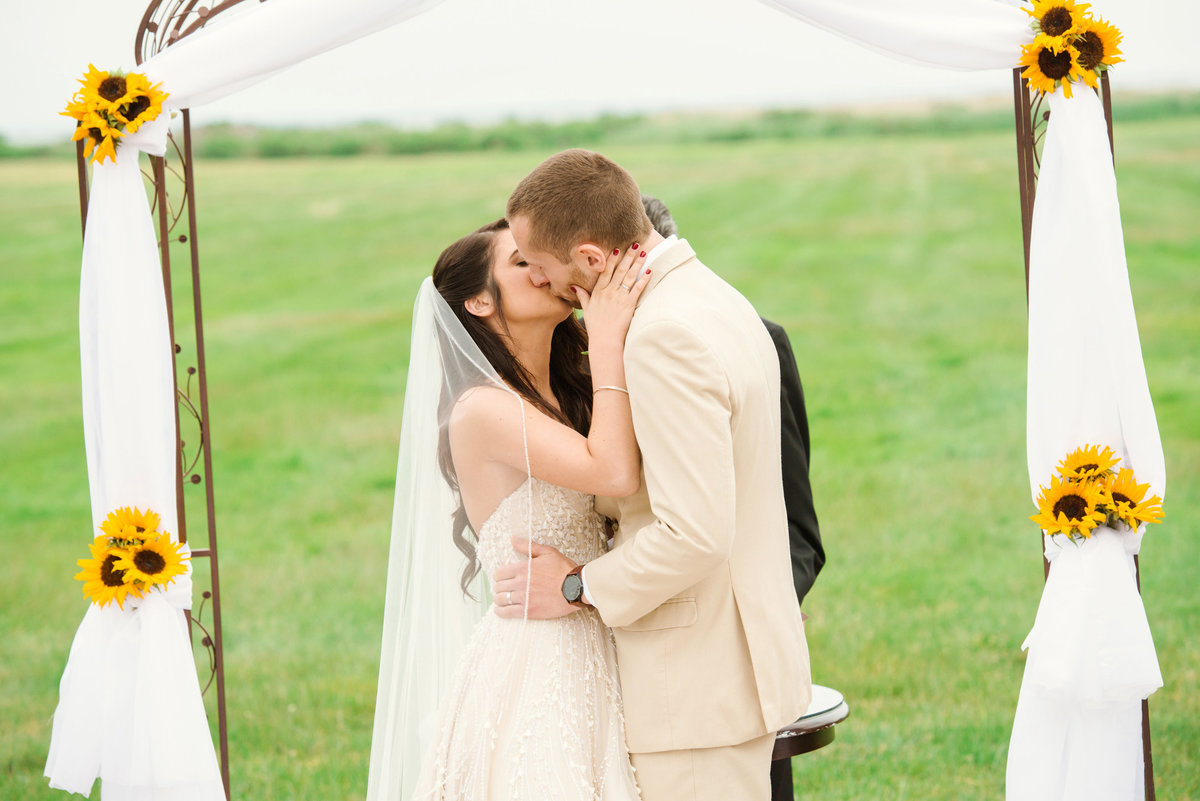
[431, 219, 592, 595]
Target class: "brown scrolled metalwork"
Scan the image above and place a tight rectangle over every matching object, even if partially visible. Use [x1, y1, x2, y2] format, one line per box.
[135, 0, 267, 65]
[148, 111, 232, 801]
[1011, 67, 1153, 801]
[132, 2, 258, 795]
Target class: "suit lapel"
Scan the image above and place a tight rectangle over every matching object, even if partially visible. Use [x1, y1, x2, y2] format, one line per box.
[636, 239, 697, 307]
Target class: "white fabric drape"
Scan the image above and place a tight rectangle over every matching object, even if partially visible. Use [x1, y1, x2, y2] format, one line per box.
[755, 0, 1029, 70]
[1006, 527, 1162, 801]
[47, 1, 447, 798]
[137, 0, 445, 110]
[1025, 87, 1165, 502]
[45, 556, 225, 801]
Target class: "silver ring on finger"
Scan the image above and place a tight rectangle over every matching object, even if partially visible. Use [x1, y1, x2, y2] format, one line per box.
[620, 283, 632, 291]
[505, 590, 513, 606]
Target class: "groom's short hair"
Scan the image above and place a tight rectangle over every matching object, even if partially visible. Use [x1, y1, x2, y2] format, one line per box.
[507, 149, 652, 262]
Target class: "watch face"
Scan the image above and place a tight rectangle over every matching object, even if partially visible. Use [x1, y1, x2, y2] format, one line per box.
[562, 573, 584, 603]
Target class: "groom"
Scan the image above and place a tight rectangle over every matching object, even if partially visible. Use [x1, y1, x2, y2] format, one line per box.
[492, 149, 811, 800]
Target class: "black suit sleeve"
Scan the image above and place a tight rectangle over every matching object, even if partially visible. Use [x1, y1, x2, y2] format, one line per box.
[762, 318, 825, 608]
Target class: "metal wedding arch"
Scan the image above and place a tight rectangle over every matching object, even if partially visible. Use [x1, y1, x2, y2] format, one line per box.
[69, 1, 1153, 799]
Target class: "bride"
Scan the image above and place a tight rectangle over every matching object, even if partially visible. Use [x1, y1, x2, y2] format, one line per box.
[366, 219, 651, 801]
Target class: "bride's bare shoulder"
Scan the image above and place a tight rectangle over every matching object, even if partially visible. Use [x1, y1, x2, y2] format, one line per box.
[450, 385, 520, 430]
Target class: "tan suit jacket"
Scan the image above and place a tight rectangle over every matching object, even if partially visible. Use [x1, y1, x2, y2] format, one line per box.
[589, 239, 811, 754]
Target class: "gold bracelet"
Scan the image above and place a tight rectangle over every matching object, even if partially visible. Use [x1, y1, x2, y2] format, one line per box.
[593, 385, 629, 396]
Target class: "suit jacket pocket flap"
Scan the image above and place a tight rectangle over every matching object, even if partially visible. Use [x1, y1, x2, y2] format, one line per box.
[621, 598, 697, 632]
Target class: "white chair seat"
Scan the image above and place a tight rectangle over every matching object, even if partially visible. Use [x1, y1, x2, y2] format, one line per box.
[780, 684, 849, 735]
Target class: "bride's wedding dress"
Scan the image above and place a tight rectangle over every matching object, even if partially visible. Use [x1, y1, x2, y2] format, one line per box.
[410, 476, 641, 801]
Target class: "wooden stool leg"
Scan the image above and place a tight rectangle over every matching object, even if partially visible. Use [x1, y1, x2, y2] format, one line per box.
[1142, 699, 1155, 800]
[770, 756, 793, 801]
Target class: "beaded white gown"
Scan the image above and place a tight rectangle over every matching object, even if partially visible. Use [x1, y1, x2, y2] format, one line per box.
[409, 477, 641, 801]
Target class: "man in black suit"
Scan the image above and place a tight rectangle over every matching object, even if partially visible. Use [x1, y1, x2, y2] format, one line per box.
[640, 195, 825, 609]
[762, 318, 825, 607]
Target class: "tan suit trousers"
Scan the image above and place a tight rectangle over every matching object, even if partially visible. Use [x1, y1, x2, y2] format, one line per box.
[630, 732, 776, 801]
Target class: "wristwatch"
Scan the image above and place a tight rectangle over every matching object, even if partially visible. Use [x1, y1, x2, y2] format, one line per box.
[561, 564, 588, 607]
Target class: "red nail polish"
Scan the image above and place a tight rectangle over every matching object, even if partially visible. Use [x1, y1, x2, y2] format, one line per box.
[632, 243, 639, 250]
[612, 248, 620, 256]
[639, 251, 646, 258]
[645, 268, 652, 274]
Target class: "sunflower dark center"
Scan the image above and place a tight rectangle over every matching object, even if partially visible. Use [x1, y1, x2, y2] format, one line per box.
[1111, 492, 1134, 507]
[1075, 463, 1099, 474]
[98, 76, 128, 101]
[100, 554, 127, 587]
[1053, 494, 1088, 520]
[1075, 31, 1104, 70]
[134, 549, 167, 575]
[1038, 47, 1074, 80]
[87, 127, 104, 142]
[1041, 7, 1074, 37]
[122, 96, 151, 121]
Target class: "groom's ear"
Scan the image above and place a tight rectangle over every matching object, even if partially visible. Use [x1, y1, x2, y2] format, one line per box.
[574, 243, 608, 275]
[464, 292, 494, 319]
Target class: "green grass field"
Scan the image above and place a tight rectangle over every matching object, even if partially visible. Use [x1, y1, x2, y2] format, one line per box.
[2, 114, 1197, 800]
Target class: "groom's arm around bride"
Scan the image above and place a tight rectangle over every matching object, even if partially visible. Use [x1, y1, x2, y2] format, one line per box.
[493, 150, 811, 801]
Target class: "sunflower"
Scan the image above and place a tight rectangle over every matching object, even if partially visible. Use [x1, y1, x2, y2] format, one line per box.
[1031, 473, 1108, 540]
[1104, 468, 1164, 531]
[75, 536, 144, 608]
[114, 76, 168, 133]
[113, 531, 189, 589]
[1073, 14, 1123, 74]
[1019, 34, 1086, 98]
[64, 65, 170, 164]
[1025, 0, 1090, 38]
[100, 506, 160, 547]
[1056, 443, 1119, 482]
[79, 65, 144, 115]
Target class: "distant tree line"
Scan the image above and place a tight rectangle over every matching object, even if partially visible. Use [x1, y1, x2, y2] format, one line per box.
[6, 92, 1197, 160]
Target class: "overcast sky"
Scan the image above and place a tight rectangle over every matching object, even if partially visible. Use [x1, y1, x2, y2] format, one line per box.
[5, 0, 1197, 144]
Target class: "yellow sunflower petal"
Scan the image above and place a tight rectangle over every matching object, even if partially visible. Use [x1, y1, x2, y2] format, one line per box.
[61, 98, 91, 122]
[78, 64, 109, 94]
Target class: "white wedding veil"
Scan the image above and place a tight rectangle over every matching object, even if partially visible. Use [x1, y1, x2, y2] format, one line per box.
[366, 276, 528, 801]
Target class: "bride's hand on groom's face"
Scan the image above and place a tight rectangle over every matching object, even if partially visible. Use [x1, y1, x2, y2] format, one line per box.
[574, 246, 650, 349]
[492, 537, 579, 620]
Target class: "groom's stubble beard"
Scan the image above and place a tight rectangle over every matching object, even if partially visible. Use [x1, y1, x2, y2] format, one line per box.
[560, 260, 597, 309]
